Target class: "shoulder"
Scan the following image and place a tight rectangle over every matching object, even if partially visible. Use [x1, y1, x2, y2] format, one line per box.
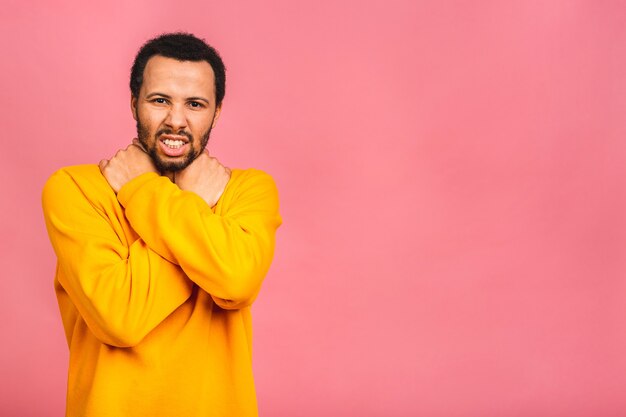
[227, 168, 278, 195]
[217, 168, 280, 215]
[230, 168, 276, 184]
[42, 164, 115, 211]
[44, 164, 106, 187]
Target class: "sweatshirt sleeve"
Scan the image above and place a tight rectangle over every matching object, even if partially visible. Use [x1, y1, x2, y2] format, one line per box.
[117, 169, 282, 310]
[42, 169, 194, 347]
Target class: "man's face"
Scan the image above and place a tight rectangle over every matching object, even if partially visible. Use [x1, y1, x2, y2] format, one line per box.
[131, 55, 221, 173]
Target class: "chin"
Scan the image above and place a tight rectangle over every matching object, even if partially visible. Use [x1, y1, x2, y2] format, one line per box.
[158, 160, 190, 173]
[153, 153, 195, 173]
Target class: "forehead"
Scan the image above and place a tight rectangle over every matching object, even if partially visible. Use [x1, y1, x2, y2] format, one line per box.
[141, 55, 215, 98]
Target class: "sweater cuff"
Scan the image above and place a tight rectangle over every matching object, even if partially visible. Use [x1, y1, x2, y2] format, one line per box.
[117, 172, 162, 207]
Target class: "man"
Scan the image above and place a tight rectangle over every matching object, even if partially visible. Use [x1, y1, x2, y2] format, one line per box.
[42, 33, 281, 417]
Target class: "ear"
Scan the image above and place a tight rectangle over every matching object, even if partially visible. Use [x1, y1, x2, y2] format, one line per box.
[130, 95, 138, 121]
[211, 105, 222, 129]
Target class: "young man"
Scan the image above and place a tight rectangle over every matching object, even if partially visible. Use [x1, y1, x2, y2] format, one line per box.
[42, 33, 281, 417]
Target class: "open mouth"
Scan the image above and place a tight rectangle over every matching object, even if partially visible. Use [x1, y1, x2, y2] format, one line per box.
[160, 134, 189, 146]
[158, 135, 190, 157]
[162, 138, 186, 149]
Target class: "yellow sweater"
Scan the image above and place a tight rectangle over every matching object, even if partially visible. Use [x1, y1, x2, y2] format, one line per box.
[42, 165, 281, 417]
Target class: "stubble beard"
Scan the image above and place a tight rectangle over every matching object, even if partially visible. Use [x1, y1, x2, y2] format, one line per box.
[136, 119, 211, 174]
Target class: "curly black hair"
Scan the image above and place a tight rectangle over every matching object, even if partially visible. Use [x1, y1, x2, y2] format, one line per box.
[130, 32, 226, 107]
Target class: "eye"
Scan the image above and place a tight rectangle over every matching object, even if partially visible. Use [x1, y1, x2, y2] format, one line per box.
[152, 98, 168, 104]
[189, 101, 204, 108]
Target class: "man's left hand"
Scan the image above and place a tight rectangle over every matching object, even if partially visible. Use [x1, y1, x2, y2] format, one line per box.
[99, 140, 157, 193]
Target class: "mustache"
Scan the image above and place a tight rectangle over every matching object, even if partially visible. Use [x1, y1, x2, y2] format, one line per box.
[156, 129, 193, 141]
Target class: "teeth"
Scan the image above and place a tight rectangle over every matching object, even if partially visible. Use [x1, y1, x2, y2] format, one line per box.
[163, 139, 185, 148]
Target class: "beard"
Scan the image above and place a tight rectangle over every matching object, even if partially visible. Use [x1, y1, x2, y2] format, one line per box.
[136, 119, 212, 173]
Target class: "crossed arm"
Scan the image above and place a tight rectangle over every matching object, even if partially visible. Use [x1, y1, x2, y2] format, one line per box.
[43, 143, 281, 347]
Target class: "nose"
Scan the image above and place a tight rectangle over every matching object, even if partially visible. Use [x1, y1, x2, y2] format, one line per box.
[164, 103, 188, 131]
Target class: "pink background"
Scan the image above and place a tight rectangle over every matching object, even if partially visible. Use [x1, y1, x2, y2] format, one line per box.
[1, 1, 626, 416]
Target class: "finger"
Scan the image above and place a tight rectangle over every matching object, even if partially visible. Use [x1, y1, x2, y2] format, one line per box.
[131, 141, 148, 153]
[98, 159, 108, 171]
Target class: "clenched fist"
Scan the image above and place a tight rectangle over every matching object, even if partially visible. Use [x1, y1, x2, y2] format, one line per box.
[175, 149, 231, 207]
[99, 140, 157, 193]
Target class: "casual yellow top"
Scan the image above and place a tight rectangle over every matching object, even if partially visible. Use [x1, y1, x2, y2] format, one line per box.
[42, 164, 281, 417]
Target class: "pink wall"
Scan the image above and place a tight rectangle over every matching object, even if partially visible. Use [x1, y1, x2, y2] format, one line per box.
[1, 1, 626, 416]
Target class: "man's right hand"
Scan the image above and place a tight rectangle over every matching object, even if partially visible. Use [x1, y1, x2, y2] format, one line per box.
[175, 150, 231, 207]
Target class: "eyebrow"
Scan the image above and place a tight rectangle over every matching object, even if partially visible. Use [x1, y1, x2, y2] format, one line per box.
[146, 92, 211, 104]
